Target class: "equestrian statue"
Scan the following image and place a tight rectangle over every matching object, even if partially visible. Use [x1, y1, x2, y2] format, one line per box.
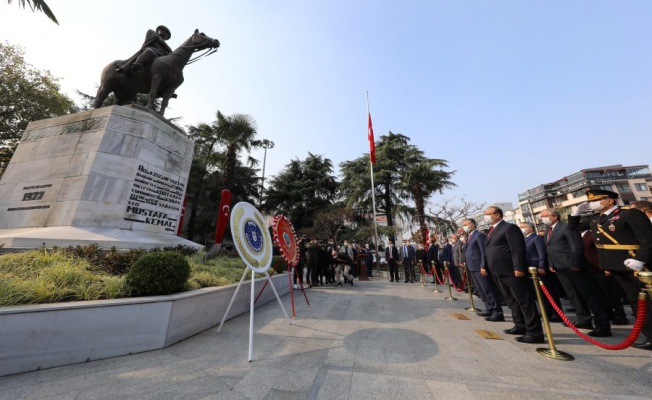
[94, 26, 220, 116]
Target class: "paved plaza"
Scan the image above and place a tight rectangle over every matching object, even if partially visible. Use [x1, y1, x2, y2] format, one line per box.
[0, 278, 650, 400]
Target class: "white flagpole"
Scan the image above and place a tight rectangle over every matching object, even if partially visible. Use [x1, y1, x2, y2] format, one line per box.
[367, 92, 382, 277]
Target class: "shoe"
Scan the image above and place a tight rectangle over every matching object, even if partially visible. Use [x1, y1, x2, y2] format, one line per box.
[548, 315, 563, 323]
[566, 307, 576, 312]
[587, 329, 613, 337]
[485, 315, 505, 322]
[335, 283, 343, 287]
[293, 284, 298, 289]
[515, 335, 545, 344]
[477, 310, 492, 317]
[632, 339, 652, 350]
[404, 280, 409, 283]
[563, 321, 594, 330]
[350, 281, 354, 286]
[612, 316, 630, 325]
[390, 280, 394, 282]
[503, 327, 526, 335]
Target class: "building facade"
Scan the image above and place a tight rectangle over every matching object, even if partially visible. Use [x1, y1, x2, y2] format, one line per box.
[518, 164, 652, 228]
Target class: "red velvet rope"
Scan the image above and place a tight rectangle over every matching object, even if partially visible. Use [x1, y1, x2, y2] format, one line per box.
[433, 266, 446, 285]
[539, 280, 646, 350]
[447, 268, 468, 293]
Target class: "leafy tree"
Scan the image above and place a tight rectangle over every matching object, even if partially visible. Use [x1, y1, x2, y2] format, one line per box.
[7, 0, 57, 24]
[0, 42, 76, 175]
[340, 132, 455, 240]
[263, 153, 338, 230]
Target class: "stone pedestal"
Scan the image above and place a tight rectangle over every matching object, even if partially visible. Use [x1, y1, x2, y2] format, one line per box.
[0, 105, 201, 250]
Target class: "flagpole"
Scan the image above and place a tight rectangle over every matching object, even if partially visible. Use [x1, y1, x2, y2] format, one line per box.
[367, 92, 382, 278]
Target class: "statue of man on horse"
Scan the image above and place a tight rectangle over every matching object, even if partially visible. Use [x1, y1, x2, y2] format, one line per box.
[94, 28, 220, 117]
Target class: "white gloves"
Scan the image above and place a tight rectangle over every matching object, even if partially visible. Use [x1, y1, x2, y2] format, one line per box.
[624, 258, 645, 271]
[572, 202, 592, 216]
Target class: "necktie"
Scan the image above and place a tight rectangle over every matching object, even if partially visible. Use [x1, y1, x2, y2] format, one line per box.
[488, 226, 494, 236]
[547, 227, 553, 242]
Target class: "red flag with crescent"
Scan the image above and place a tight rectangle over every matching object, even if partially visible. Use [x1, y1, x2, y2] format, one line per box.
[214, 189, 231, 244]
[368, 112, 376, 165]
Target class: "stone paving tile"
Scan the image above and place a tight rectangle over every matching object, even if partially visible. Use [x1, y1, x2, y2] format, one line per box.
[1, 279, 651, 400]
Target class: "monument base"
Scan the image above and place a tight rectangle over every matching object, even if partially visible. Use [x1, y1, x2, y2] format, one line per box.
[0, 226, 204, 250]
[0, 226, 202, 251]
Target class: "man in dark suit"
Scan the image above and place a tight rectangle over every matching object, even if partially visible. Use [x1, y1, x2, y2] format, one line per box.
[400, 240, 416, 283]
[520, 221, 562, 323]
[385, 239, 400, 283]
[484, 206, 543, 343]
[439, 237, 461, 287]
[569, 189, 652, 350]
[427, 235, 442, 283]
[462, 218, 503, 320]
[542, 208, 611, 337]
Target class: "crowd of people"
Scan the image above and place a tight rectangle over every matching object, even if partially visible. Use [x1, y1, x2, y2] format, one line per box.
[287, 189, 652, 351]
[386, 189, 652, 350]
[289, 238, 374, 289]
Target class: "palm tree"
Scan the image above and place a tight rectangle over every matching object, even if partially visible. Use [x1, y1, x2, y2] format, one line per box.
[7, 0, 57, 24]
[212, 111, 261, 191]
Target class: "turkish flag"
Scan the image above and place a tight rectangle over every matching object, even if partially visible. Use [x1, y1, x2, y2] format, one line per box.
[368, 112, 376, 164]
[214, 189, 231, 244]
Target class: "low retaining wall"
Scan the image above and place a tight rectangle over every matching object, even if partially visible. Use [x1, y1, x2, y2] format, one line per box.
[0, 273, 290, 377]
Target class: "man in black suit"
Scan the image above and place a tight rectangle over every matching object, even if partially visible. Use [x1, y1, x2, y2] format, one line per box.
[483, 206, 543, 343]
[569, 189, 652, 350]
[542, 208, 611, 337]
[400, 240, 416, 283]
[385, 239, 400, 282]
[427, 235, 442, 283]
[462, 218, 503, 320]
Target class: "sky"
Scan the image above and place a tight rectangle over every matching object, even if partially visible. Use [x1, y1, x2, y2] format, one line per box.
[1, 1, 651, 212]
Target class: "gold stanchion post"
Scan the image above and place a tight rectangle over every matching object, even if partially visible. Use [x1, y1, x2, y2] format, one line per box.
[528, 267, 574, 361]
[432, 261, 441, 293]
[637, 271, 652, 299]
[463, 263, 480, 312]
[444, 261, 457, 301]
[419, 261, 426, 287]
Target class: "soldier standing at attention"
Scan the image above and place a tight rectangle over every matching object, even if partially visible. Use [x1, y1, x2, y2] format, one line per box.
[569, 189, 652, 350]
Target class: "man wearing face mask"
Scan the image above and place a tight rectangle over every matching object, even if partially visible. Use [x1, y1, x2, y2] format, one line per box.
[569, 189, 652, 350]
[484, 206, 543, 343]
[463, 218, 504, 321]
[541, 208, 612, 337]
[520, 221, 562, 323]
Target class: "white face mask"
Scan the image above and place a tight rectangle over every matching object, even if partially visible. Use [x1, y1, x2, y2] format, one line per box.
[483, 215, 493, 223]
[520, 228, 528, 235]
[541, 217, 551, 225]
[589, 201, 604, 211]
[462, 225, 470, 233]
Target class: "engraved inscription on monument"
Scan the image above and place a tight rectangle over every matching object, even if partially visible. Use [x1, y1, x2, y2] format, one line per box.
[124, 164, 186, 233]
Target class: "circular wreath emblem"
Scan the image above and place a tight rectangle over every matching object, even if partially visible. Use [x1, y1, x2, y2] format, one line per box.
[272, 215, 299, 267]
[230, 202, 272, 273]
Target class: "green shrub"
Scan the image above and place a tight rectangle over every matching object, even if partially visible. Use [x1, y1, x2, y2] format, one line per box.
[126, 251, 190, 296]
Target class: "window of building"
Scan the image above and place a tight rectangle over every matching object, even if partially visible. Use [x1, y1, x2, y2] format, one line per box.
[531, 200, 546, 208]
[596, 185, 612, 191]
[634, 183, 650, 192]
[571, 189, 586, 198]
[616, 184, 631, 193]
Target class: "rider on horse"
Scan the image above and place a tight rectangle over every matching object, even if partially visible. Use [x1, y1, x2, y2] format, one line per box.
[116, 25, 172, 74]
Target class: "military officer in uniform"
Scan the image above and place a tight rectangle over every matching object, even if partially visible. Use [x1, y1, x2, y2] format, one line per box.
[568, 189, 652, 350]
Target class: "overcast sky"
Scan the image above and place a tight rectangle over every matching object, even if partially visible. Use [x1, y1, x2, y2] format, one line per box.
[2, 1, 651, 211]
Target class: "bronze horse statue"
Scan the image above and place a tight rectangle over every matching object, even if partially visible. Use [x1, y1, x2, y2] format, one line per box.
[94, 29, 220, 116]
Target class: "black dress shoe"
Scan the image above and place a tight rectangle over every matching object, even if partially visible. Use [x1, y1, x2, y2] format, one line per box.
[504, 327, 527, 335]
[632, 339, 652, 350]
[477, 310, 492, 317]
[390, 280, 394, 282]
[485, 315, 505, 322]
[566, 307, 576, 312]
[515, 335, 545, 344]
[612, 316, 630, 325]
[587, 329, 613, 337]
[563, 321, 594, 330]
[548, 315, 563, 323]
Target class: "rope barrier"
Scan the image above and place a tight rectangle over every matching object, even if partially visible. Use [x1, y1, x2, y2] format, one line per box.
[448, 268, 467, 293]
[539, 280, 646, 350]
[433, 266, 446, 285]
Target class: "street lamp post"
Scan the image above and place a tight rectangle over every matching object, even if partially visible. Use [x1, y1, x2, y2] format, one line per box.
[259, 139, 274, 207]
